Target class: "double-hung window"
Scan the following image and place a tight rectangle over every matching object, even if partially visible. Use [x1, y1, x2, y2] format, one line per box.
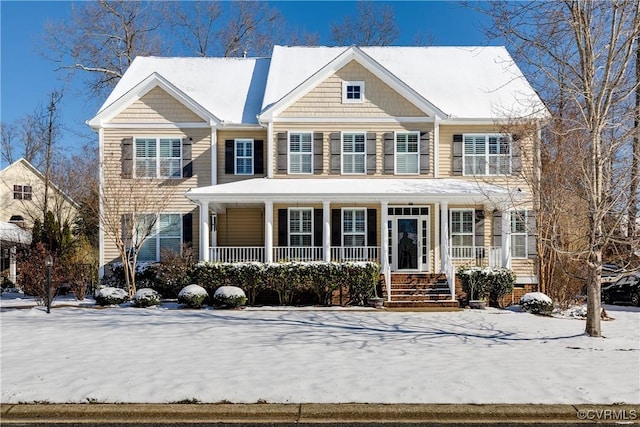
[137, 213, 182, 262]
[343, 209, 366, 246]
[342, 132, 366, 174]
[463, 134, 510, 175]
[395, 132, 419, 174]
[13, 185, 32, 200]
[342, 81, 364, 103]
[510, 210, 527, 258]
[450, 209, 474, 258]
[135, 137, 181, 178]
[235, 139, 253, 175]
[289, 208, 312, 246]
[288, 132, 312, 174]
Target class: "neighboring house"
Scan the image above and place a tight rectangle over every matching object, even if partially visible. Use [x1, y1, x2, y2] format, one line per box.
[89, 45, 547, 306]
[0, 158, 79, 230]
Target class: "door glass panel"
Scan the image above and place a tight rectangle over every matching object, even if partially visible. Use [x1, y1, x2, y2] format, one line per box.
[397, 218, 418, 269]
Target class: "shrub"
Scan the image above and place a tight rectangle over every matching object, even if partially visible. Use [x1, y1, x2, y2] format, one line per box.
[487, 268, 516, 307]
[95, 287, 129, 306]
[458, 267, 489, 301]
[153, 246, 196, 299]
[17, 243, 63, 305]
[132, 288, 162, 308]
[344, 262, 380, 306]
[213, 286, 247, 308]
[520, 292, 554, 315]
[459, 267, 516, 306]
[178, 284, 208, 308]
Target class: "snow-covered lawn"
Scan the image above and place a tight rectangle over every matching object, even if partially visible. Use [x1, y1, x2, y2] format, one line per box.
[1, 296, 638, 404]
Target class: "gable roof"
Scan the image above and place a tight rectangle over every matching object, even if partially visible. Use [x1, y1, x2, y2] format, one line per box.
[92, 56, 271, 126]
[262, 45, 547, 120]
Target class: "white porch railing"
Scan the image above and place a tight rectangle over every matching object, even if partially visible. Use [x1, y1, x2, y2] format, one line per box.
[451, 246, 503, 268]
[330, 246, 380, 262]
[273, 246, 323, 261]
[210, 247, 265, 262]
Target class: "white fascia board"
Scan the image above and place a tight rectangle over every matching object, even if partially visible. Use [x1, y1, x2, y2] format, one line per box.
[88, 72, 220, 128]
[272, 116, 435, 124]
[100, 122, 214, 129]
[259, 47, 446, 122]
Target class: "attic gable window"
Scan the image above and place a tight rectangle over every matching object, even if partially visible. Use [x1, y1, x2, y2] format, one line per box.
[342, 81, 364, 103]
[13, 185, 32, 200]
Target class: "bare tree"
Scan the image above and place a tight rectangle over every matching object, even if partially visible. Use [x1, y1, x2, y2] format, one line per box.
[330, 2, 399, 46]
[41, 0, 165, 97]
[217, 1, 284, 57]
[482, 0, 640, 337]
[167, 1, 222, 57]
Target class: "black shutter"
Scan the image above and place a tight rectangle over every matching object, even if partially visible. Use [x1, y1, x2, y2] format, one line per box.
[511, 135, 522, 175]
[493, 210, 502, 247]
[383, 132, 394, 174]
[331, 209, 341, 246]
[313, 132, 323, 174]
[254, 140, 264, 174]
[330, 132, 341, 174]
[474, 210, 485, 254]
[366, 132, 377, 174]
[452, 134, 463, 176]
[367, 208, 377, 246]
[224, 140, 234, 174]
[182, 212, 193, 247]
[278, 209, 288, 247]
[527, 210, 537, 258]
[314, 208, 323, 247]
[182, 138, 192, 178]
[420, 131, 430, 174]
[121, 138, 133, 179]
[277, 132, 287, 174]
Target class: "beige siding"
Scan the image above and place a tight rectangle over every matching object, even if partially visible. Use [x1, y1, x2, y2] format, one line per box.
[217, 130, 268, 184]
[217, 208, 264, 246]
[111, 87, 205, 124]
[101, 127, 211, 265]
[272, 122, 434, 178]
[282, 61, 427, 118]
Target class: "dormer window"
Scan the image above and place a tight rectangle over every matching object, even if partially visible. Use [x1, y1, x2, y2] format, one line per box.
[342, 81, 364, 103]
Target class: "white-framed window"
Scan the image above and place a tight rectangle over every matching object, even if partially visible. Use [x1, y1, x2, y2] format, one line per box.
[510, 210, 527, 258]
[343, 208, 366, 247]
[135, 137, 182, 178]
[463, 134, 511, 175]
[395, 132, 420, 174]
[342, 132, 366, 174]
[137, 213, 182, 262]
[342, 81, 365, 103]
[450, 209, 474, 258]
[288, 132, 313, 174]
[235, 139, 253, 175]
[13, 185, 32, 200]
[289, 208, 313, 247]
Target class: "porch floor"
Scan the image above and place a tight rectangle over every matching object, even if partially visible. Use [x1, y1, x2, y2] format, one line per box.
[382, 273, 460, 309]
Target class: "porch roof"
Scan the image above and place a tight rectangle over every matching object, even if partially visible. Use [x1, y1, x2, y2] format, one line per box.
[185, 178, 521, 206]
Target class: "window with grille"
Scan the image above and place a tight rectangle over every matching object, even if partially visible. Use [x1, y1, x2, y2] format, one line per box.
[342, 81, 364, 103]
[396, 132, 419, 174]
[135, 137, 181, 178]
[463, 134, 510, 175]
[450, 209, 474, 258]
[13, 185, 32, 200]
[289, 208, 313, 246]
[343, 209, 366, 246]
[235, 139, 254, 175]
[511, 210, 527, 258]
[342, 132, 366, 174]
[137, 213, 182, 262]
[289, 132, 312, 174]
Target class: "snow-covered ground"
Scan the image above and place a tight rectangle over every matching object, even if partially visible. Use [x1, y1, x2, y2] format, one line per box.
[1, 294, 638, 404]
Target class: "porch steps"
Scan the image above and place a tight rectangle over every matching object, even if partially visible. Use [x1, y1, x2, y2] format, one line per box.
[382, 273, 459, 309]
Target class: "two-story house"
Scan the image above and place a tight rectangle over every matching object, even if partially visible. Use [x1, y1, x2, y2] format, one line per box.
[89, 46, 546, 307]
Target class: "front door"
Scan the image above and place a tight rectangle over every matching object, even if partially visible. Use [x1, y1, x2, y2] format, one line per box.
[397, 218, 418, 269]
[388, 207, 430, 272]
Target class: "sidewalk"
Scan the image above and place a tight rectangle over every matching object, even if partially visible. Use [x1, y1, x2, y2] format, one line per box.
[2, 403, 639, 424]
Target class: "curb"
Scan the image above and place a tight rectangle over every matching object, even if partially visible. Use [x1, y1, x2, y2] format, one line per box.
[2, 403, 639, 424]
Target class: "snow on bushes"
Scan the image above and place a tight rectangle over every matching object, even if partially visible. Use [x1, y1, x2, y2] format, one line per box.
[132, 288, 162, 308]
[213, 286, 247, 308]
[458, 266, 515, 306]
[95, 287, 129, 306]
[178, 284, 208, 308]
[520, 292, 554, 315]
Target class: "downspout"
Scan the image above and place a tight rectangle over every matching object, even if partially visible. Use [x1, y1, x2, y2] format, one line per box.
[211, 123, 217, 186]
[433, 117, 440, 178]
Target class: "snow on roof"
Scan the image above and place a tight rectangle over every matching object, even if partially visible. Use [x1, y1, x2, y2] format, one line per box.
[263, 45, 546, 119]
[186, 178, 517, 204]
[98, 56, 271, 124]
[0, 222, 31, 245]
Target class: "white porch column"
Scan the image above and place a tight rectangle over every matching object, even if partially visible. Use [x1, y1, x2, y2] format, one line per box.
[440, 201, 449, 273]
[265, 201, 274, 262]
[434, 202, 441, 272]
[267, 122, 274, 178]
[381, 201, 390, 301]
[323, 201, 331, 262]
[199, 202, 210, 262]
[433, 118, 440, 178]
[210, 126, 217, 186]
[501, 209, 512, 268]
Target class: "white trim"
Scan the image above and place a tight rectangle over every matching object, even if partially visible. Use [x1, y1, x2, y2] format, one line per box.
[99, 122, 211, 129]
[265, 201, 274, 263]
[394, 131, 420, 175]
[98, 127, 105, 279]
[433, 118, 440, 178]
[199, 202, 209, 262]
[272, 116, 434, 123]
[342, 80, 365, 104]
[287, 130, 314, 175]
[267, 121, 274, 179]
[234, 138, 254, 175]
[340, 131, 367, 175]
[323, 201, 331, 262]
[211, 127, 217, 186]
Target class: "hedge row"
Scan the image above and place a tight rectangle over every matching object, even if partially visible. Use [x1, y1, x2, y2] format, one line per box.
[103, 261, 381, 306]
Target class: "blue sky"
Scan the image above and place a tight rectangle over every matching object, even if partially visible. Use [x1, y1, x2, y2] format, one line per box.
[0, 1, 491, 165]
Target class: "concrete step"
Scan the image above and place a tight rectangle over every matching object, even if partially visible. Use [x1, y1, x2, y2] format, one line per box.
[384, 300, 459, 309]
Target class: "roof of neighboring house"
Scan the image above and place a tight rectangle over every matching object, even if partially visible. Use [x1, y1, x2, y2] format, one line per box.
[185, 177, 521, 205]
[91, 46, 547, 127]
[0, 222, 31, 245]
